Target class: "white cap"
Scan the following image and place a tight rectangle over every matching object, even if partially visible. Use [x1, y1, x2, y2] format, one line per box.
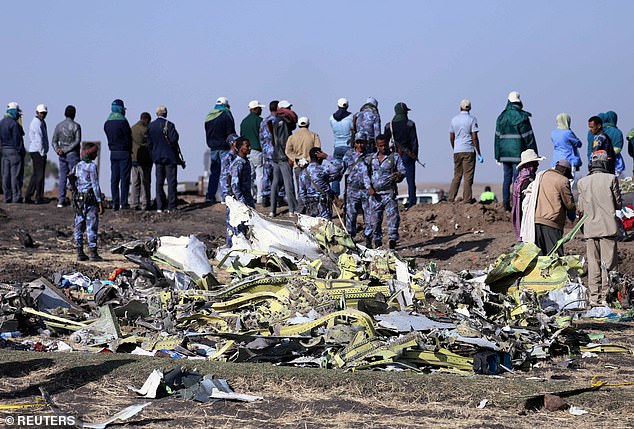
[7, 102, 20, 110]
[337, 98, 348, 108]
[298, 116, 309, 127]
[278, 100, 292, 109]
[459, 99, 471, 110]
[248, 100, 264, 110]
[508, 91, 521, 103]
[156, 105, 167, 115]
[216, 96, 229, 106]
[36, 104, 47, 113]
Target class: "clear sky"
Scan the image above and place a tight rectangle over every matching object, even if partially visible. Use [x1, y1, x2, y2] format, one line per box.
[3, 0, 633, 196]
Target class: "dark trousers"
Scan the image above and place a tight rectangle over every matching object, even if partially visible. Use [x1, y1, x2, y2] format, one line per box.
[1, 148, 22, 203]
[206, 149, 227, 202]
[502, 162, 519, 209]
[329, 145, 348, 196]
[155, 163, 177, 210]
[58, 151, 79, 204]
[25, 152, 47, 202]
[447, 152, 475, 201]
[535, 223, 563, 256]
[402, 153, 416, 208]
[110, 151, 131, 209]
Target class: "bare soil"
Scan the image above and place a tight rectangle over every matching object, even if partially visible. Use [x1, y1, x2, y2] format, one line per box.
[0, 190, 633, 428]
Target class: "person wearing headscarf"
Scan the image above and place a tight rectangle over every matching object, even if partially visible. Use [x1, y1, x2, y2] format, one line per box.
[384, 102, 419, 209]
[577, 150, 622, 306]
[550, 113, 582, 174]
[103, 99, 132, 211]
[512, 149, 545, 241]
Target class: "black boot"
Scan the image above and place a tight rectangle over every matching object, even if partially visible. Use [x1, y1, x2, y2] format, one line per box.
[77, 247, 89, 261]
[374, 241, 382, 249]
[89, 247, 103, 262]
[365, 236, 373, 248]
[262, 195, 271, 208]
[388, 239, 397, 250]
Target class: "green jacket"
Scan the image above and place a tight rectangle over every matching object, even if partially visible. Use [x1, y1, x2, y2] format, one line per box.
[131, 120, 151, 165]
[494, 101, 537, 163]
[239, 111, 262, 151]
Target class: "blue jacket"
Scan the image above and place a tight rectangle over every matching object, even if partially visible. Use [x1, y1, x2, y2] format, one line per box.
[587, 111, 625, 173]
[550, 129, 582, 168]
[104, 119, 132, 152]
[148, 117, 180, 165]
[205, 111, 235, 151]
[0, 116, 24, 151]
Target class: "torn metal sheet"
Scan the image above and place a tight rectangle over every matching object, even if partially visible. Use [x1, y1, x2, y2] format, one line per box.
[374, 311, 454, 332]
[153, 235, 212, 281]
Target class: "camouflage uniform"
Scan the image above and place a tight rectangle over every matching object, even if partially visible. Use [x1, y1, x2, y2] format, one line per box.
[343, 148, 372, 238]
[369, 151, 405, 242]
[354, 105, 381, 152]
[72, 159, 102, 249]
[226, 155, 254, 246]
[219, 149, 237, 202]
[299, 160, 343, 219]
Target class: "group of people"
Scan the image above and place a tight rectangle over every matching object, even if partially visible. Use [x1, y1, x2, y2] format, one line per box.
[504, 105, 626, 306]
[205, 97, 419, 249]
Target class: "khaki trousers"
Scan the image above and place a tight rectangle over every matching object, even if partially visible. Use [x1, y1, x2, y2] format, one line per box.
[447, 152, 475, 201]
[586, 237, 617, 303]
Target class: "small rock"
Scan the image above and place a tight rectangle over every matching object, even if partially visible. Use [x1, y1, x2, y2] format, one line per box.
[544, 394, 569, 411]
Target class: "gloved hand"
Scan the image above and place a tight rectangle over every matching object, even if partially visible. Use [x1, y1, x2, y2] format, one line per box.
[477, 154, 484, 164]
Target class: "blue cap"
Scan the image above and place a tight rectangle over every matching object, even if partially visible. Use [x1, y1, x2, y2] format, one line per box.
[112, 99, 125, 108]
[226, 133, 240, 145]
[354, 131, 368, 141]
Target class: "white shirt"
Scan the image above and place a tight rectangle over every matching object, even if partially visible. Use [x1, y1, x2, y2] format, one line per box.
[28, 116, 49, 156]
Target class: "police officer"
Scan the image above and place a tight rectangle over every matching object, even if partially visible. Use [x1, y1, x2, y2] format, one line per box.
[219, 134, 239, 204]
[226, 137, 254, 246]
[368, 134, 405, 249]
[343, 131, 373, 247]
[299, 147, 343, 219]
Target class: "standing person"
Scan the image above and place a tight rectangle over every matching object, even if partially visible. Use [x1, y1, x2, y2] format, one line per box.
[512, 149, 545, 241]
[627, 128, 634, 175]
[329, 98, 354, 196]
[147, 106, 181, 213]
[448, 99, 483, 203]
[354, 97, 381, 153]
[259, 100, 278, 208]
[51, 105, 81, 207]
[533, 160, 576, 256]
[240, 100, 264, 203]
[384, 102, 418, 209]
[494, 91, 538, 212]
[104, 99, 132, 211]
[0, 102, 25, 203]
[269, 100, 298, 217]
[343, 132, 373, 247]
[299, 147, 343, 220]
[550, 113, 582, 176]
[286, 116, 321, 213]
[588, 116, 616, 174]
[577, 151, 622, 306]
[227, 137, 254, 246]
[368, 135, 405, 249]
[587, 112, 624, 175]
[204, 96, 235, 203]
[129, 112, 152, 211]
[219, 134, 239, 204]
[25, 104, 49, 204]
[70, 142, 104, 262]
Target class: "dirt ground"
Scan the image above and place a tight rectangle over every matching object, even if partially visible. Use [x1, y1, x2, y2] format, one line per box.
[0, 189, 633, 428]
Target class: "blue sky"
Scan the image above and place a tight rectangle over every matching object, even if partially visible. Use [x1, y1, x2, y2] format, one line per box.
[3, 1, 633, 195]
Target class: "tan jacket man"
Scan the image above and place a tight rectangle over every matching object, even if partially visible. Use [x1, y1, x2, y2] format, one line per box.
[285, 117, 321, 164]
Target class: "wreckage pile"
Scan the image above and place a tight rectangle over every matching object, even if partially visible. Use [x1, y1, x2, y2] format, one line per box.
[1, 197, 633, 374]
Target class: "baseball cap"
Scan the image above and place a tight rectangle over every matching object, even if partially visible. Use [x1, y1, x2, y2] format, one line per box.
[248, 100, 264, 109]
[337, 98, 348, 108]
[226, 133, 240, 145]
[298, 116, 309, 127]
[278, 100, 292, 109]
[156, 105, 167, 115]
[112, 99, 125, 108]
[216, 96, 229, 106]
[7, 102, 20, 110]
[508, 91, 521, 103]
[459, 99, 471, 110]
[36, 104, 47, 113]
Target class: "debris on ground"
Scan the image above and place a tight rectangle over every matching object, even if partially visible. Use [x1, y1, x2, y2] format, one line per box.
[1, 199, 632, 377]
